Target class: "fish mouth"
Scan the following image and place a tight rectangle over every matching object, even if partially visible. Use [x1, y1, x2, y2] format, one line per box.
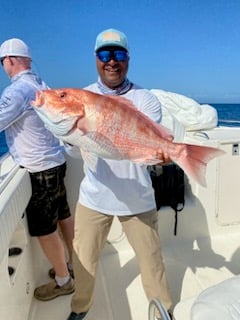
[35, 91, 45, 107]
[30, 91, 45, 108]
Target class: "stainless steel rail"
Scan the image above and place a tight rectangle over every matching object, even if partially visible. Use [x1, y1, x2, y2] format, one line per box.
[148, 299, 171, 320]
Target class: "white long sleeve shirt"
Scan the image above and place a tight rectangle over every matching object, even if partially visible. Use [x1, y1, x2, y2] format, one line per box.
[78, 82, 162, 215]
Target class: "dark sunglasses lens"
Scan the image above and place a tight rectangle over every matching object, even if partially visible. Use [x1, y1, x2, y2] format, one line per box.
[97, 50, 128, 62]
[114, 50, 128, 61]
[97, 51, 111, 62]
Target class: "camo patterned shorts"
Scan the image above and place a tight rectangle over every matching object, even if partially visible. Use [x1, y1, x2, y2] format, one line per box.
[26, 162, 71, 236]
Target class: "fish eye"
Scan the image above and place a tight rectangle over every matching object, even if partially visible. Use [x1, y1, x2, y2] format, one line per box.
[60, 92, 67, 98]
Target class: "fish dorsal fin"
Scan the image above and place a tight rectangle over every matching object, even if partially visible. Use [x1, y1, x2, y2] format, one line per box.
[106, 95, 173, 139]
[106, 95, 138, 111]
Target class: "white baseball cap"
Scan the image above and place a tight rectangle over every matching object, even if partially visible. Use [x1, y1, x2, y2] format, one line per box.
[0, 38, 31, 59]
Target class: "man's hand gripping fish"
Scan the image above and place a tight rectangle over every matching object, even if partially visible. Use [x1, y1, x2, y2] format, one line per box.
[31, 88, 225, 187]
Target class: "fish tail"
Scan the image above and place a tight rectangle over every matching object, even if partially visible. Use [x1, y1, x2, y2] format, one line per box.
[174, 144, 225, 187]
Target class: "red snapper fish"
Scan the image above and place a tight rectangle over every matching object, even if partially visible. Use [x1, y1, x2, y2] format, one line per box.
[31, 88, 224, 186]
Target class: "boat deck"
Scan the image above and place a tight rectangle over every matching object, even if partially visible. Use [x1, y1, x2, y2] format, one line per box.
[27, 225, 240, 320]
[2, 126, 240, 320]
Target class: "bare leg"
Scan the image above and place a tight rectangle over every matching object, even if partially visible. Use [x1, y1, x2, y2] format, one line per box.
[38, 230, 69, 277]
[58, 216, 74, 264]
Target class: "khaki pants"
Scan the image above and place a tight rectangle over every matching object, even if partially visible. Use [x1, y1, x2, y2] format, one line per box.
[71, 203, 172, 313]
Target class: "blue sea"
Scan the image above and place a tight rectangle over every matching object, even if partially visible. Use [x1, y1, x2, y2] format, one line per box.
[1, 103, 240, 157]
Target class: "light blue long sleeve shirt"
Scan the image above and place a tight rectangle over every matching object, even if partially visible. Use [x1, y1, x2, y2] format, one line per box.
[0, 70, 65, 172]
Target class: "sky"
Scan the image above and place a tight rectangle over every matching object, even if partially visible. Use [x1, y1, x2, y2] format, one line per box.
[0, 0, 240, 103]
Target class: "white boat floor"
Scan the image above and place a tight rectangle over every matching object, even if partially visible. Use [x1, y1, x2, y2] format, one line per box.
[166, 233, 240, 319]
[28, 232, 240, 320]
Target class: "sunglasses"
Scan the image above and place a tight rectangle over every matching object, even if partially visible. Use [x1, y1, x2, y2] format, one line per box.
[96, 50, 128, 63]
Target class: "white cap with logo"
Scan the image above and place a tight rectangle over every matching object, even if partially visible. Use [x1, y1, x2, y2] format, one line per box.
[0, 38, 31, 59]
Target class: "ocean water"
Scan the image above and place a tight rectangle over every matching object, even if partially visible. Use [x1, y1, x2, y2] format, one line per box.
[0, 131, 8, 157]
[214, 103, 240, 127]
[0, 103, 240, 157]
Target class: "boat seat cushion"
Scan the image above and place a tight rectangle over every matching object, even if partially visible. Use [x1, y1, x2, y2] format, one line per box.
[191, 275, 240, 319]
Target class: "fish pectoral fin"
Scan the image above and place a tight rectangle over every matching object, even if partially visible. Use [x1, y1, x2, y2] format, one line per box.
[74, 127, 85, 136]
[80, 149, 98, 171]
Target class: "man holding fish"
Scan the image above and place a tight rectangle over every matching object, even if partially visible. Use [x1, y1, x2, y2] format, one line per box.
[0, 38, 75, 301]
[30, 28, 223, 320]
[67, 28, 173, 320]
